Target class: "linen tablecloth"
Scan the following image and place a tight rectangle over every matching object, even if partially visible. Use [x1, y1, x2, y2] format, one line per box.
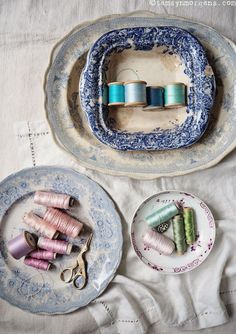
[0, 1, 236, 333]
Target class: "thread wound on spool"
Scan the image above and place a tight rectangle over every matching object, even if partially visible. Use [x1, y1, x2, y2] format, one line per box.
[124, 80, 147, 106]
[172, 214, 187, 255]
[146, 202, 179, 228]
[8, 231, 36, 259]
[144, 86, 164, 110]
[34, 191, 74, 209]
[23, 211, 58, 239]
[142, 229, 175, 255]
[108, 82, 125, 106]
[29, 249, 57, 260]
[38, 237, 72, 255]
[164, 83, 186, 108]
[183, 207, 196, 245]
[24, 257, 51, 271]
[44, 207, 83, 238]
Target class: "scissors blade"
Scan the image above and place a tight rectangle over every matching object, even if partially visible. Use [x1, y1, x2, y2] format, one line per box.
[79, 234, 93, 255]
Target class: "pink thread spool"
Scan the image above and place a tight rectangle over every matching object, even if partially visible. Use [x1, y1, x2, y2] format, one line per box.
[34, 191, 75, 209]
[29, 249, 57, 261]
[24, 257, 51, 271]
[44, 208, 83, 238]
[23, 211, 59, 239]
[37, 237, 72, 255]
[8, 231, 36, 259]
[142, 229, 175, 256]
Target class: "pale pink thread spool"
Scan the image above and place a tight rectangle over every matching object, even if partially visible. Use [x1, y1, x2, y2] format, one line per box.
[142, 229, 175, 256]
[29, 249, 57, 261]
[44, 208, 83, 238]
[34, 191, 75, 209]
[24, 257, 51, 271]
[23, 211, 59, 239]
[37, 237, 72, 255]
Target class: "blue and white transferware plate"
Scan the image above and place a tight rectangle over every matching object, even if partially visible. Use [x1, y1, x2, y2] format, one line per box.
[45, 12, 236, 178]
[0, 166, 122, 314]
[80, 26, 215, 151]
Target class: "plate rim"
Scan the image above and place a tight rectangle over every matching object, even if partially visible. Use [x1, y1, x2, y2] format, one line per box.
[0, 165, 123, 314]
[130, 190, 216, 274]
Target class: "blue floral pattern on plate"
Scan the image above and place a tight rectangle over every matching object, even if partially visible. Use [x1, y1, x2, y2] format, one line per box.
[80, 26, 216, 151]
[0, 166, 122, 314]
[44, 14, 236, 178]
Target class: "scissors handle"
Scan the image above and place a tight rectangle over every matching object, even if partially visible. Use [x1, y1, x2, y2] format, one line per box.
[60, 267, 76, 283]
[73, 271, 87, 290]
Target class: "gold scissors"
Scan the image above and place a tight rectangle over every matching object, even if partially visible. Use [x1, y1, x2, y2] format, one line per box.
[60, 234, 93, 290]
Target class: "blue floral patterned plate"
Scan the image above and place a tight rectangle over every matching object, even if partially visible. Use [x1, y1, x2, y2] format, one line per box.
[80, 26, 216, 151]
[45, 13, 236, 178]
[0, 166, 122, 314]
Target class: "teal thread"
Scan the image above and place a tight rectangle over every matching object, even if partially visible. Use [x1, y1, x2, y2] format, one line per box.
[146, 202, 179, 228]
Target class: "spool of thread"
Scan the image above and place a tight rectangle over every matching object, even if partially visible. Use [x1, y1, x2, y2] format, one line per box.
[44, 208, 83, 238]
[144, 86, 164, 110]
[29, 249, 57, 260]
[102, 84, 108, 105]
[124, 80, 147, 107]
[23, 211, 59, 240]
[24, 257, 51, 271]
[172, 214, 187, 255]
[146, 202, 179, 228]
[164, 83, 186, 108]
[183, 207, 196, 245]
[142, 229, 175, 255]
[108, 82, 125, 106]
[38, 237, 72, 255]
[8, 231, 36, 259]
[34, 191, 74, 209]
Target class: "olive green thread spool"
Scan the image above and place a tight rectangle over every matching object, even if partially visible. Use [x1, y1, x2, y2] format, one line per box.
[183, 207, 196, 245]
[164, 83, 186, 108]
[172, 214, 187, 255]
[146, 202, 179, 228]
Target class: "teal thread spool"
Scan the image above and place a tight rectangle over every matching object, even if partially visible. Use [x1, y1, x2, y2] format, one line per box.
[172, 214, 187, 255]
[102, 84, 108, 105]
[108, 82, 125, 106]
[146, 202, 179, 228]
[144, 86, 164, 110]
[164, 83, 186, 108]
[124, 80, 147, 107]
[183, 207, 196, 245]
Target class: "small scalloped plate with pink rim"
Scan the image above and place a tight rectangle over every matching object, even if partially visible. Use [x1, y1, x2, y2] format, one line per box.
[131, 190, 215, 274]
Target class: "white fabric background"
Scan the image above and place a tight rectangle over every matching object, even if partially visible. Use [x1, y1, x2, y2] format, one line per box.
[0, 1, 236, 333]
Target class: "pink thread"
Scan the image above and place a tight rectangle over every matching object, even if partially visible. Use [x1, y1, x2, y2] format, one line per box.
[29, 249, 56, 260]
[23, 211, 58, 239]
[34, 191, 74, 209]
[44, 208, 83, 238]
[37, 237, 72, 255]
[24, 257, 51, 271]
[142, 229, 175, 256]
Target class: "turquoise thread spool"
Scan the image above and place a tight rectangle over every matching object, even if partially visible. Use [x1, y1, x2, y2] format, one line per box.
[108, 82, 125, 106]
[146, 202, 179, 228]
[144, 86, 164, 110]
[164, 83, 186, 108]
[124, 80, 147, 107]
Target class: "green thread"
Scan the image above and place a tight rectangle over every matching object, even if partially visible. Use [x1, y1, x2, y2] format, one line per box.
[146, 202, 179, 228]
[183, 207, 196, 245]
[172, 214, 187, 255]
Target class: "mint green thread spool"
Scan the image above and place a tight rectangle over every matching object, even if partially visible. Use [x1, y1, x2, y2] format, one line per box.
[124, 80, 147, 107]
[172, 214, 187, 255]
[183, 207, 196, 245]
[146, 202, 179, 228]
[164, 83, 186, 108]
[108, 82, 125, 106]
